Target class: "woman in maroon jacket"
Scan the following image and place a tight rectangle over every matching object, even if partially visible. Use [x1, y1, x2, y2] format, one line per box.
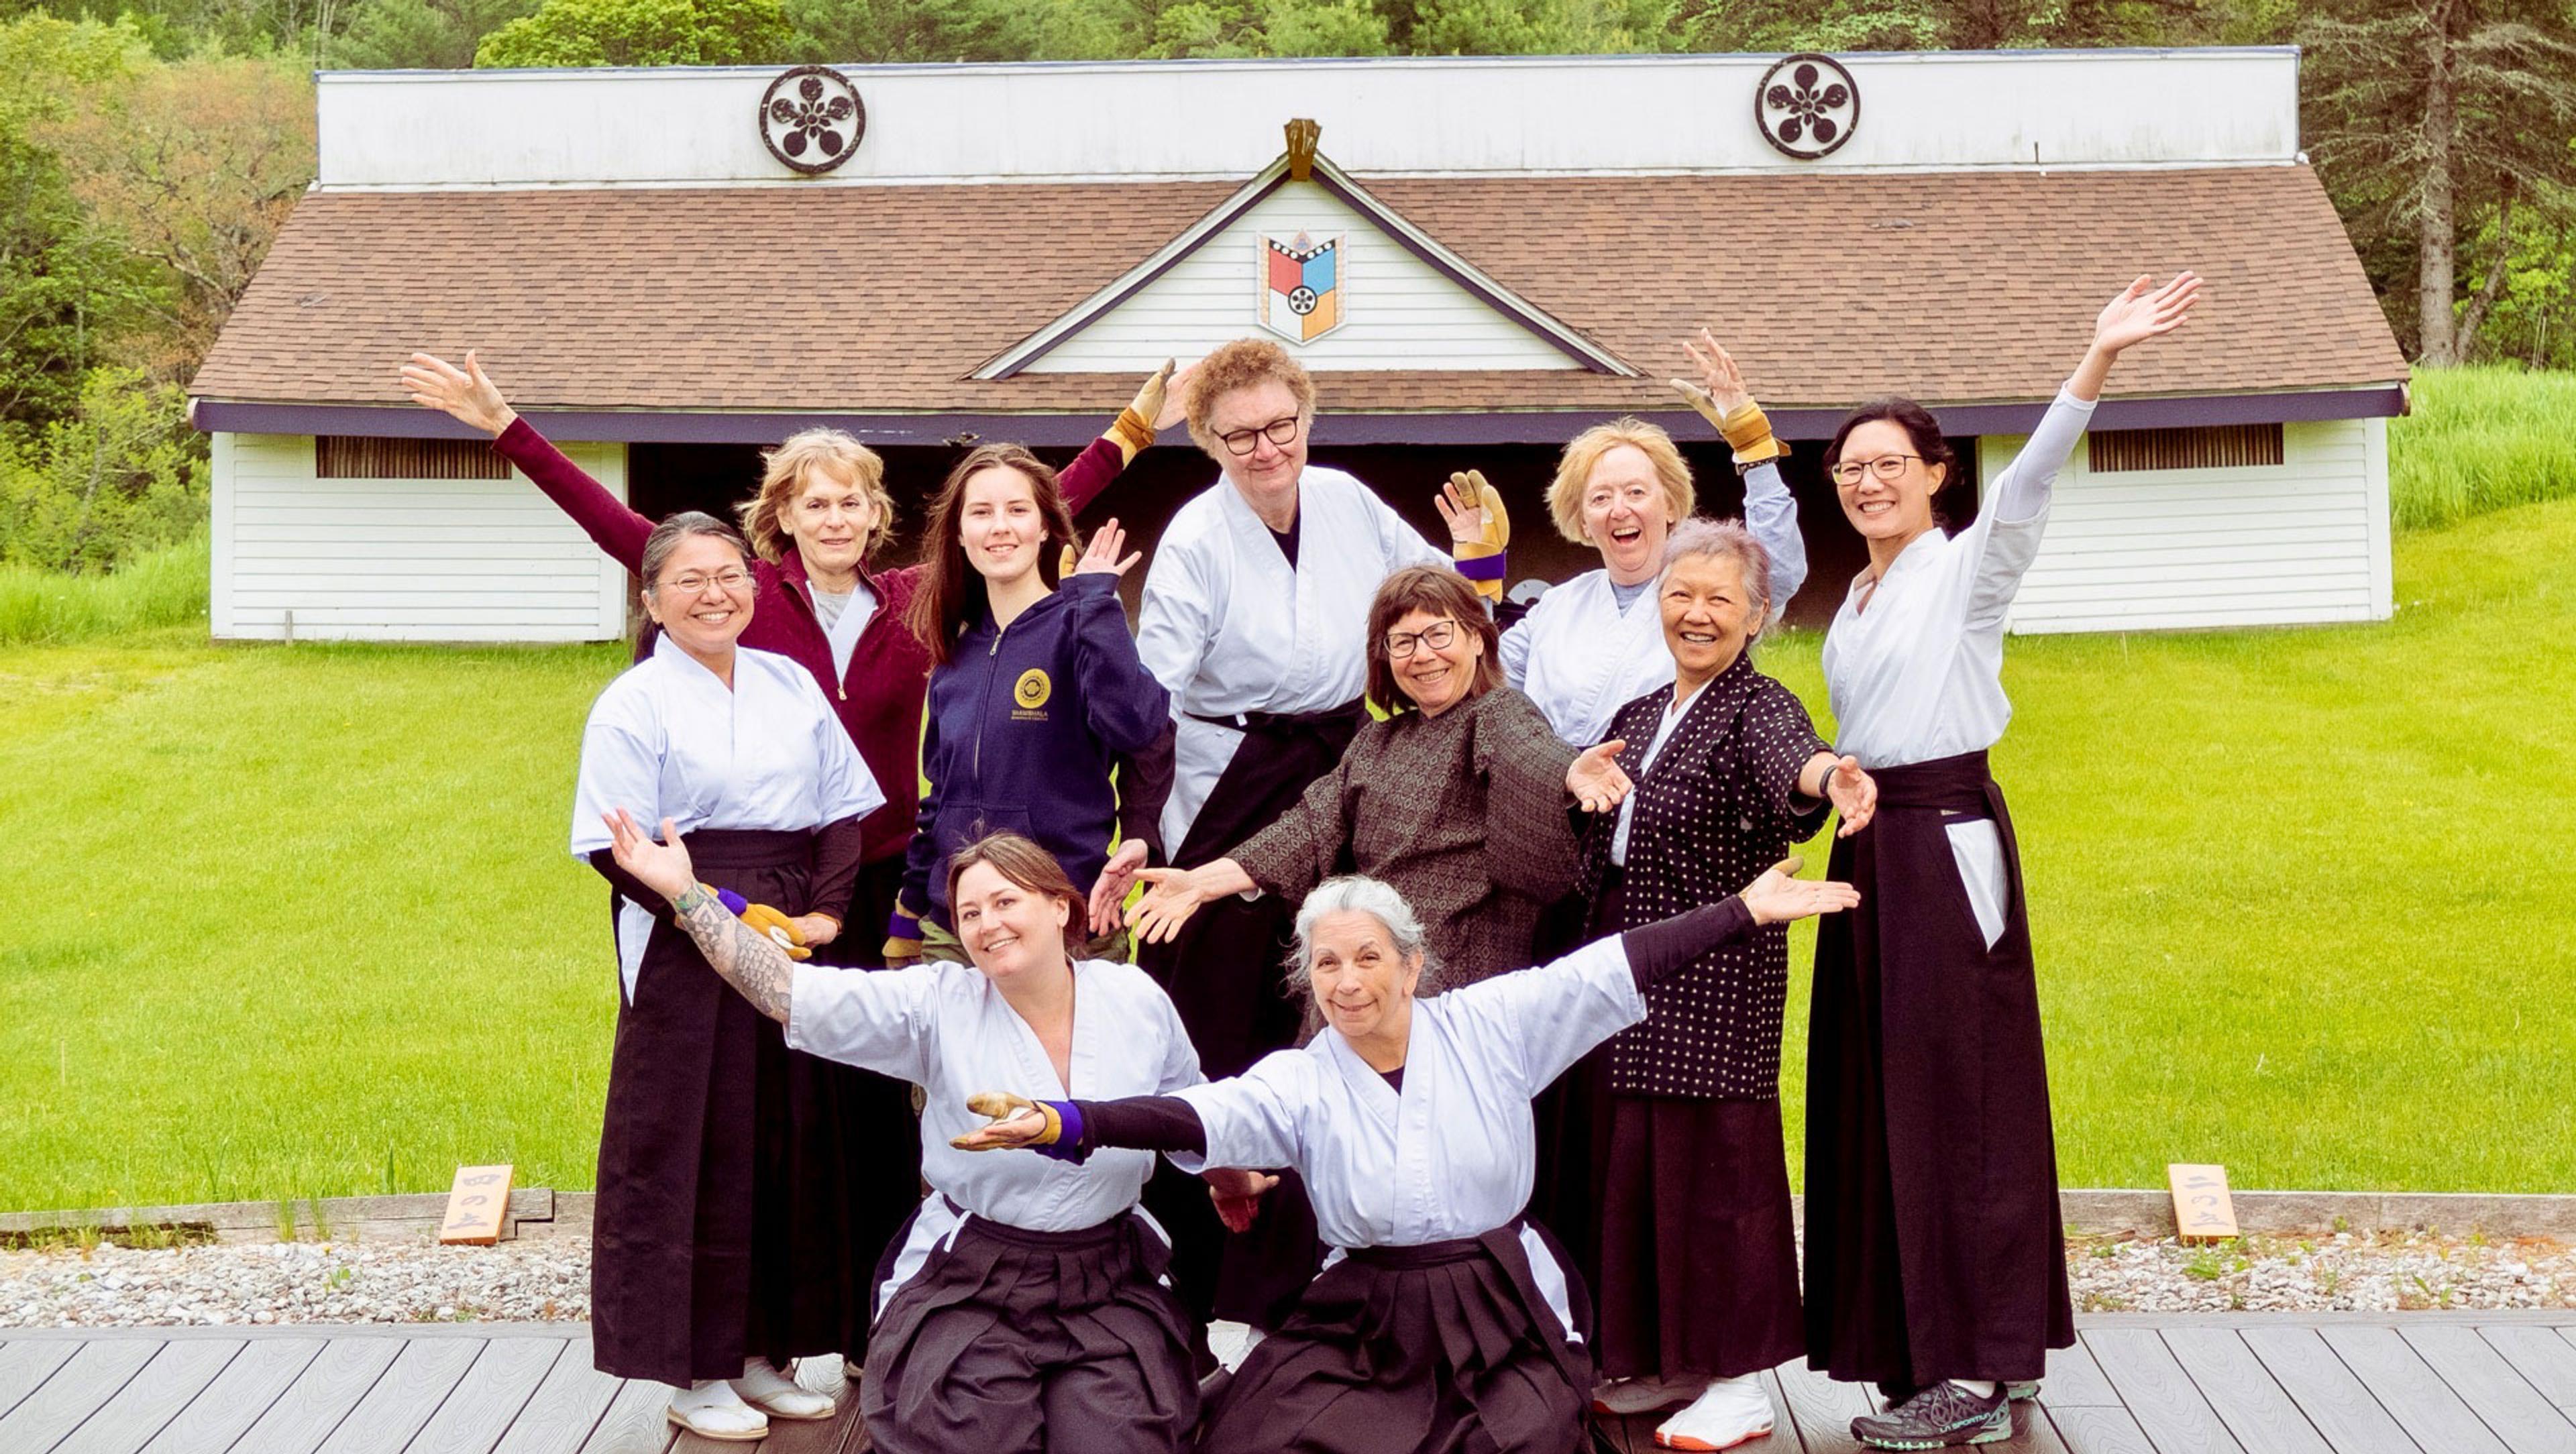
[402, 349, 1179, 1369]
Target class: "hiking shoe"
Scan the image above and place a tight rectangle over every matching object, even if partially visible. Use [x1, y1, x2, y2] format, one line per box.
[2004, 1380, 2040, 1402]
[1851, 1382, 2010, 1449]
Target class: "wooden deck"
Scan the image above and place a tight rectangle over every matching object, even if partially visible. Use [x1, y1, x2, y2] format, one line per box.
[2, 1311, 2571, 1453]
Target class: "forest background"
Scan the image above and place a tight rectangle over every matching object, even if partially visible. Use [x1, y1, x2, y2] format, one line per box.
[3, 0, 2576, 580]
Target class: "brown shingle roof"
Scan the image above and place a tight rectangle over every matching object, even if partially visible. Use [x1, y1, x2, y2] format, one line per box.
[192, 166, 2405, 416]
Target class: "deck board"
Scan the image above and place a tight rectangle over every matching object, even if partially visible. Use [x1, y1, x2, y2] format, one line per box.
[2, 1315, 2568, 1453]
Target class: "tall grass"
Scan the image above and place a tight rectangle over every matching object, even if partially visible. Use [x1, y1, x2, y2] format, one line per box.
[0, 530, 209, 645]
[2389, 366, 2576, 531]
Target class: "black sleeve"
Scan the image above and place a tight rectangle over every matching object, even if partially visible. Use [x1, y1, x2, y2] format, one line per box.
[1619, 897, 1757, 989]
[806, 815, 867, 921]
[587, 848, 672, 918]
[1116, 721, 1178, 864]
[1071, 1095, 1208, 1155]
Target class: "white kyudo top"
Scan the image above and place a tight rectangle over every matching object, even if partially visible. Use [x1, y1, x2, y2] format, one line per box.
[1820, 385, 2096, 945]
[786, 958, 1205, 1312]
[1136, 466, 1450, 849]
[1499, 459, 1807, 748]
[571, 634, 886, 1000]
[1172, 935, 1647, 1339]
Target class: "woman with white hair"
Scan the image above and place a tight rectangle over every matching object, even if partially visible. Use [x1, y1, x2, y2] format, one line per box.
[951, 867, 1861, 1454]
[1551, 517, 1875, 1451]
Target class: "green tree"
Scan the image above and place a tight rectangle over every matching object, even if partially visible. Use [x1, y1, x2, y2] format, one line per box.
[0, 366, 207, 573]
[474, 0, 793, 65]
[330, 0, 541, 68]
[2304, 0, 2576, 362]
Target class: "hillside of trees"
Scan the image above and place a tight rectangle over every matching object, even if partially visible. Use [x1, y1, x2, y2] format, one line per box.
[3, 0, 2571, 573]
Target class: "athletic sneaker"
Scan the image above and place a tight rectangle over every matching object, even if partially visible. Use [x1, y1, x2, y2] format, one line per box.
[1850, 1381, 2011, 1449]
[2004, 1380, 2041, 1402]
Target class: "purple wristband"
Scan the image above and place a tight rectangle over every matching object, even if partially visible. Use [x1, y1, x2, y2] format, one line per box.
[1454, 551, 1509, 581]
[1032, 1100, 1087, 1163]
[714, 887, 748, 915]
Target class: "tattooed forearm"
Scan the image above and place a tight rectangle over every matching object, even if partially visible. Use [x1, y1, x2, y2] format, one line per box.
[673, 884, 797, 1024]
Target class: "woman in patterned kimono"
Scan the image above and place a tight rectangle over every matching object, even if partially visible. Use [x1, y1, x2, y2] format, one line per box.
[1127, 565, 1634, 991]
[1807, 272, 2200, 1449]
[951, 866, 1862, 1454]
[1556, 517, 1874, 1451]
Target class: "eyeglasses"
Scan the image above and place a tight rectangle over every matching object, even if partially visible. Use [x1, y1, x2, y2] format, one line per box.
[1830, 454, 1928, 486]
[1385, 619, 1459, 659]
[1216, 414, 1302, 457]
[655, 568, 755, 595]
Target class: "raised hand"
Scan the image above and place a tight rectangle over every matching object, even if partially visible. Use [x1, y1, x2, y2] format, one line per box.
[604, 808, 696, 902]
[1087, 839, 1150, 936]
[1739, 855, 1862, 926]
[1073, 518, 1144, 577]
[1434, 469, 1509, 548]
[1567, 739, 1633, 814]
[1671, 328, 1752, 418]
[400, 350, 517, 437]
[1823, 754, 1876, 838]
[950, 1090, 1058, 1152]
[2092, 272, 2202, 357]
[1155, 361, 1199, 433]
[1207, 1167, 1280, 1233]
[1126, 865, 1213, 945]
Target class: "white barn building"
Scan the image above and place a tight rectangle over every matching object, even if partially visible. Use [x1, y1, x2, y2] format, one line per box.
[189, 49, 2408, 640]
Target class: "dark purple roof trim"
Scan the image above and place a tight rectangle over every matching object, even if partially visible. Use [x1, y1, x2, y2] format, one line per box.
[190, 385, 2403, 448]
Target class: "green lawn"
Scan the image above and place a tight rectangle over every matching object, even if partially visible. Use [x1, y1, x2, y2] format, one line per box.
[2, 500, 2571, 1212]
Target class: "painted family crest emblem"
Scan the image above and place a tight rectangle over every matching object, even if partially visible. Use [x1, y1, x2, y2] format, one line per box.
[1755, 54, 1859, 161]
[1260, 231, 1345, 343]
[759, 65, 865, 175]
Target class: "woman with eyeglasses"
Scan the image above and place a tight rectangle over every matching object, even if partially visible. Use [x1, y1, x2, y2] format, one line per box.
[1131, 337, 1493, 1334]
[1805, 272, 2201, 1451]
[1130, 565, 1630, 991]
[568, 511, 887, 1440]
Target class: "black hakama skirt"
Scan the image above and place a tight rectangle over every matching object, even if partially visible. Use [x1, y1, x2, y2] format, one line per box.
[589, 827, 875, 1385]
[1142, 705, 1362, 1333]
[861, 1205, 1197, 1454]
[1201, 1223, 1594, 1454]
[817, 852, 929, 1360]
[1534, 875, 1803, 1386]
[1803, 750, 2073, 1386]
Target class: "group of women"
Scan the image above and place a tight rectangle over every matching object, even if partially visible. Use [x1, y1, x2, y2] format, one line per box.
[405, 264, 2201, 1453]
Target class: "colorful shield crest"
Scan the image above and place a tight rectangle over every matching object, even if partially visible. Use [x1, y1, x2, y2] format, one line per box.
[1259, 231, 1344, 343]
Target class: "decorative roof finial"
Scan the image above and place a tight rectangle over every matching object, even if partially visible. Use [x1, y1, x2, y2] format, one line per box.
[1285, 118, 1321, 181]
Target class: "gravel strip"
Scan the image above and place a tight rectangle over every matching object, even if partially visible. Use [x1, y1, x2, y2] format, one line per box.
[4, 1230, 2569, 1329]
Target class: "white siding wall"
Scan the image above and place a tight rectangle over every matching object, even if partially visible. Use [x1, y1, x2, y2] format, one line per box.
[1026, 179, 1574, 374]
[212, 432, 631, 642]
[2004, 416, 2392, 634]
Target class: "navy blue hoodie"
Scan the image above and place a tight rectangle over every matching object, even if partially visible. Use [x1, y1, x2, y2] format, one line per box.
[904, 572, 1173, 929]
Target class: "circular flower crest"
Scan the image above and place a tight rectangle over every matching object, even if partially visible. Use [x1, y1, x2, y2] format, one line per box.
[1754, 54, 1860, 161]
[759, 66, 867, 176]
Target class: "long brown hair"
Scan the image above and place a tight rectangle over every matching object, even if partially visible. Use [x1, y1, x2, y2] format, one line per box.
[943, 830, 1087, 932]
[1363, 565, 1503, 714]
[904, 443, 1081, 665]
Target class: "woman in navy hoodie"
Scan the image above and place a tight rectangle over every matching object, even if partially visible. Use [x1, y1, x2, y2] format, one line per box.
[889, 443, 1175, 965]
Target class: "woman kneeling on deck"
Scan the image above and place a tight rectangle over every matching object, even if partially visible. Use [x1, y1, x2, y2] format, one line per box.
[602, 820, 1265, 1453]
[953, 866, 1860, 1454]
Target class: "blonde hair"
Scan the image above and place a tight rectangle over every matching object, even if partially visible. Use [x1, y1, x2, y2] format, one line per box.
[739, 429, 895, 565]
[1185, 337, 1318, 453]
[1546, 418, 1697, 546]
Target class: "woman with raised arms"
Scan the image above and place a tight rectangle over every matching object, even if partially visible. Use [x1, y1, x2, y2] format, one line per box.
[1805, 272, 2200, 1450]
[600, 821, 1268, 1454]
[953, 866, 1858, 1454]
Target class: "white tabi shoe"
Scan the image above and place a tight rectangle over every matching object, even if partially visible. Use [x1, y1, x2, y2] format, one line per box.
[1655, 1374, 1777, 1451]
[1593, 1375, 1693, 1416]
[731, 1356, 837, 1421]
[666, 1380, 769, 1442]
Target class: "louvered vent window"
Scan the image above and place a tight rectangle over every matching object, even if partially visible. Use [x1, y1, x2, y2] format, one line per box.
[316, 436, 511, 480]
[2087, 423, 2285, 473]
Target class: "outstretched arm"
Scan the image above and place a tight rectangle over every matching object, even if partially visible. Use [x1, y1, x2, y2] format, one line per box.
[404, 350, 653, 571]
[1673, 330, 1806, 615]
[604, 808, 798, 1023]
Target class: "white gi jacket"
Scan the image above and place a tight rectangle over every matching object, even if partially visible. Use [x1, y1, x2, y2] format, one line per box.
[571, 635, 885, 1001]
[785, 957, 1205, 1312]
[1821, 385, 2096, 946]
[1135, 466, 1450, 850]
[1171, 935, 1648, 1339]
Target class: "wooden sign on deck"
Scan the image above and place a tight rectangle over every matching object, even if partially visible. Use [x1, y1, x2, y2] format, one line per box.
[2168, 1163, 2238, 1241]
[438, 1164, 515, 1245]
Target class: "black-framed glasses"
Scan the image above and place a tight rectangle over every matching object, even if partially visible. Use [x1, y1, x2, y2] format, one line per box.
[655, 568, 755, 595]
[1830, 453, 1927, 486]
[1385, 619, 1459, 659]
[1217, 414, 1302, 457]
